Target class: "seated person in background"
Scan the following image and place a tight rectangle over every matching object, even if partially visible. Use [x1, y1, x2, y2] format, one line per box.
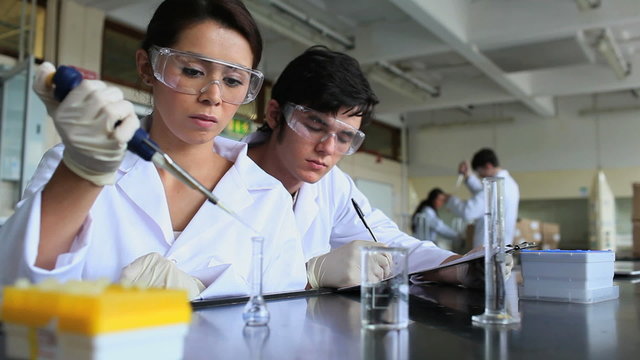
[246, 46, 485, 289]
[412, 188, 462, 246]
[0, 0, 307, 300]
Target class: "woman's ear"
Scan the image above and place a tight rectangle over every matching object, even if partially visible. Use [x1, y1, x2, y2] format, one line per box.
[264, 99, 281, 130]
[135, 49, 154, 86]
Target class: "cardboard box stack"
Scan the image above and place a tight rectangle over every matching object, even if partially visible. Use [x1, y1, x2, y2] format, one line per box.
[632, 183, 640, 258]
[540, 222, 561, 249]
[467, 218, 560, 250]
[514, 218, 543, 247]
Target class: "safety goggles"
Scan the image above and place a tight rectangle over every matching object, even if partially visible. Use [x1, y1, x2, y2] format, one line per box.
[149, 46, 264, 105]
[283, 103, 365, 155]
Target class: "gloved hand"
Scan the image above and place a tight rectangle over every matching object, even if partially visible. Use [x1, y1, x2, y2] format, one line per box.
[33, 62, 59, 116]
[120, 252, 205, 300]
[503, 253, 514, 280]
[33, 63, 140, 186]
[458, 160, 470, 177]
[306, 240, 391, 289]
[454, 249, 514, 288]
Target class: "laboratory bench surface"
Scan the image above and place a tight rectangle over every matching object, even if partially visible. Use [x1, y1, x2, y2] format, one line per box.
[2, 278, 639, 359]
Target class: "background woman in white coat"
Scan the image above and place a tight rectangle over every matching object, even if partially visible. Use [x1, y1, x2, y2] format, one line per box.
[0, 0, 306, 300]
[411, 188, 462, 246]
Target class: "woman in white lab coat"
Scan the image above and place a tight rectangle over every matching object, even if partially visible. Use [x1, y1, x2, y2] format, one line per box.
[411, 188, 461, 244]
[0, 0, 306, 300]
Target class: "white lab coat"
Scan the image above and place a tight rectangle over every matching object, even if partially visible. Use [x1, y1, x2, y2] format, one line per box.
[0, 137, 307, 299]
[413, 207, 460, 243]
[294, 166, 455, 274]
[446, 170, 519, 247]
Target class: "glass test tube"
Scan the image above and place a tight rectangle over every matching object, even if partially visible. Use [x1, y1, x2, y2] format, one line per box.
[472, 177, 520, 325]
[243, 236, 270, 326]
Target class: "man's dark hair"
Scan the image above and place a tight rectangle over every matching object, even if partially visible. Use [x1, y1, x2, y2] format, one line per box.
[471, 148, 499, 170]
[259, 46, 379, 137]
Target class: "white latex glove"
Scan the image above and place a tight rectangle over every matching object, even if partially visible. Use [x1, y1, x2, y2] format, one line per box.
[120, 252, 205, 301]
[34, 64, 140, 186]
[307, 240, 391, 289]
[33, 61, 59, 116]
[455, 249, 514, 289]
[503, 253, 514, 280]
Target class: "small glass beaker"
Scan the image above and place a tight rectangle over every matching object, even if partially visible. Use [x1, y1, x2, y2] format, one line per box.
[360, 246, 409, 330]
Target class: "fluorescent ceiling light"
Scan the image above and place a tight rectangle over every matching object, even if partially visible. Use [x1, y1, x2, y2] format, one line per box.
[418, 116, 514, 129]
[376, 61, 440, 97]
[245, 0, 321, 48]
[244, 0, 354, 51]
[575, 0, 601, 11]
[367, 66, 429, 103]
[367, 62, 440, 103]
[269, 0, 354, 50]
[595, 28, 631, 79]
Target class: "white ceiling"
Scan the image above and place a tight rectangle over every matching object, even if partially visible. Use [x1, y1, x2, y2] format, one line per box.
[78, 0, 640, 126]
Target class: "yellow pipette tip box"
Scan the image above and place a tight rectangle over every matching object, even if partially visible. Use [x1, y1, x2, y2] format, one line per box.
[1, 279, 192, 359]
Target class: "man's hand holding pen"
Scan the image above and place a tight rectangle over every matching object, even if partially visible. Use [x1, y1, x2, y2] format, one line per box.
[306, 240, 390, 288]
[305, 198, 391, 289]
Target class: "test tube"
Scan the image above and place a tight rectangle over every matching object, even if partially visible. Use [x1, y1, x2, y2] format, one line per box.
[243, 236, 270, 326]
[472, 177, 520, 325]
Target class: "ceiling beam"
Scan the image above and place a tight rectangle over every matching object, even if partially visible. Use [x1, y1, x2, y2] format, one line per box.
[390, 0, 556, 117]
[467, 0, 640, 50]
[508, 57, 640, 97]
[369, 0, 639, 61]
[349, 21, 451, 64]
[244, 0, 344, 50]
[374, 77, 515, 114]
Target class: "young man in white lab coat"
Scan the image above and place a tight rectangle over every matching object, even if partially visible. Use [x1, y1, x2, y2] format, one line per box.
[246, 46, 484, 289]
[447, 148, 520, 248]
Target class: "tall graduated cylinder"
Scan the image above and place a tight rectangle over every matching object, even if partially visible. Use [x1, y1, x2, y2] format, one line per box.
[361, 247, 409, 330]
[472, 177, 519, 325]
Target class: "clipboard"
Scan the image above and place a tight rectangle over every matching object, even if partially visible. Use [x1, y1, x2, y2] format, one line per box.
[337, 241, 536, 292]
[409, 241, 537, 275]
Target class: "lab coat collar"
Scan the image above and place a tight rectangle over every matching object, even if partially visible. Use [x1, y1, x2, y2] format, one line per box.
[241, 131, 267, 146]
[214, 136, 282, 192]
[243, 131, 320, 234]
[117, 155, 173, 244]
[118, 150, 143, 174]
[496, 169, 510, 178]
[115, 137, 283, 245]
[294, 181, 319, 236]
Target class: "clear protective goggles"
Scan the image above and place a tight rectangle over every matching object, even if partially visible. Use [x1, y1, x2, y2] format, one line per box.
[149, 46, 264, 105]
[283, 103, 366, 155]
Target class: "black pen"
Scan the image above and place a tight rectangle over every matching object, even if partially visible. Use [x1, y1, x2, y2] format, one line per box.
[351, 198, 378, 242]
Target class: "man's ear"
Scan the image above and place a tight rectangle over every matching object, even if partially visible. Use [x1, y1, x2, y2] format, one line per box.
[265, 99, 281, 130]
[136, 49, 154, 86]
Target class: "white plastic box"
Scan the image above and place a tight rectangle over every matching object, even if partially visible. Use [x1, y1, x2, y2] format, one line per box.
[58, 324, 189, 360]
[519, 250, 619, 303]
